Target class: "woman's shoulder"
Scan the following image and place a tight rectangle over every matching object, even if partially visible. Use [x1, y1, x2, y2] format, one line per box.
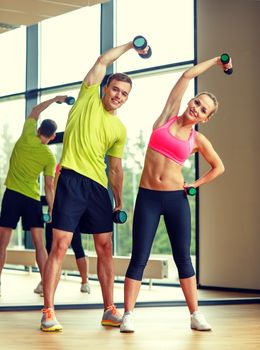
[194, 131, 213, 148]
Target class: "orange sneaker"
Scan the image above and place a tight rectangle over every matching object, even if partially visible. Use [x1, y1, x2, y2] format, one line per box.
[101, 305, 122, 327]
[40, 308, 63, 332]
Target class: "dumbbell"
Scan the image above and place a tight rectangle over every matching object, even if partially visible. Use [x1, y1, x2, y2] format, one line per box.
[56, 96, 75, 105]
[220, 53, 233, 75]
[42, 212, 51, 223]
[133, 35, 152, 59]
[113, 210, 128, 224]
[186, 186, 197, 196]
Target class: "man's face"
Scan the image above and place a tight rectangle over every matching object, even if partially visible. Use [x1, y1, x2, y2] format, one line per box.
[102, 79, 132, 112]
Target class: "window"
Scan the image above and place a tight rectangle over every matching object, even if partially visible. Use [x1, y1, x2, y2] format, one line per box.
[115, 0, 194, 72]
[40, 6, 100, 87]
[0, 27, 26, 95]
[0, 0, 196, 285]
[0, 98, 26, 198]
[0, 97, 26, 248]
[39, 86, 80, 132]
[114, 0, 196, 283]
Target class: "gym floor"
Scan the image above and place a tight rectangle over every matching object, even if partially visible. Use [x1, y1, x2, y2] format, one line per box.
[1, 270, 260, 350]
[0, 304, 259, 350]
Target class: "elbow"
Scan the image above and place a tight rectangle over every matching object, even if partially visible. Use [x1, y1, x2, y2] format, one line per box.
[182, 71, 192, 80]
[110, 167, 123, 179]
[217, 163, 225, 176]
[97, 54, 108, 67]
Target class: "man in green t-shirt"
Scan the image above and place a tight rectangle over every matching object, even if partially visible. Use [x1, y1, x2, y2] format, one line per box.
[41, 40, 149, 332]
[0, 95, 67, 297]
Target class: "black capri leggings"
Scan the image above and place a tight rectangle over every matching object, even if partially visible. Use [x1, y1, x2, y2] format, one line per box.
[126, 187, 195, 281]
[45, 223, 85, 260]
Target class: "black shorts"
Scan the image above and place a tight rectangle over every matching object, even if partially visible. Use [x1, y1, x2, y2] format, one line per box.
[0, 188, 44, 230]
[52, 169, 113, 234]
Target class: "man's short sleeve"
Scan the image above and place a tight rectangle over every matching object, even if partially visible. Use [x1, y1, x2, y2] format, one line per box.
[43, 152, 56, 177]
[107, 126, 127, 159]
[20, 118, 36, 138]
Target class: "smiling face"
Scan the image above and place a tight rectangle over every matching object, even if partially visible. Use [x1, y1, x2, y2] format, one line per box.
[185, 93, 216, 123]
[102, 79, 132, 113]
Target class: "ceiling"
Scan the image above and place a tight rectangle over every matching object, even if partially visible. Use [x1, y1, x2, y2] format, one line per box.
[0, 0, 109, 34]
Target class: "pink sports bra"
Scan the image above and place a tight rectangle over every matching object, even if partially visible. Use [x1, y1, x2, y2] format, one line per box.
[148, 116, 196, 165]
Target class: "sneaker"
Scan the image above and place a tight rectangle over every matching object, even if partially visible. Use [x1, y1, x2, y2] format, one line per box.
[80, 282, 91, 294]
[101, 305, 122, 327]
[120, 311, 135, 333]
[41, 308, 63, 332]
[34, 282, 43, 295]
[191, 311, 212, 331]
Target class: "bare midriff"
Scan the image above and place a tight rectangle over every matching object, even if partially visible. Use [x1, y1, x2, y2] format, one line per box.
[139, 148, 185, 191]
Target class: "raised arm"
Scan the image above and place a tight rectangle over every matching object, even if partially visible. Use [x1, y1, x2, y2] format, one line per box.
[28, 95, 68, 121]
[153, 56, 221, 129]
[84, 42, 134, 86]
[108, 156, 124, 212]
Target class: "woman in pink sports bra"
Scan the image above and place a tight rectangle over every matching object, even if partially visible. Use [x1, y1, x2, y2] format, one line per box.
[120, 56, 229, 333]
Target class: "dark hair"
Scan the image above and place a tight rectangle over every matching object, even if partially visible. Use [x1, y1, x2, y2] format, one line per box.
[106, 73, 132, 87]
[39, 119, 57, 138]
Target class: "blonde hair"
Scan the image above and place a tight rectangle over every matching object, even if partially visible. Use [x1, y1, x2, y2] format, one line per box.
[195, 91, 219, 118]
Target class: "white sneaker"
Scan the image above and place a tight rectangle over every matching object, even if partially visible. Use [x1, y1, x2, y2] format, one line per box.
[120, 311, 135, 333]
[34, 282, 43, 295]
[191, 311, 212, 331]
[80, 282, 91, 294]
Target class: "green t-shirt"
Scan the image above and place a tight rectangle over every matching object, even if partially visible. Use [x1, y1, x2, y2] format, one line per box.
[5, 118, 56, 201]
[60, 82, 127, 188]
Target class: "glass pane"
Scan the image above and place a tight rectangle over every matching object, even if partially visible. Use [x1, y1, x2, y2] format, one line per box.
[40, 6, 100, 87]
[119, 69, 194, 144]
[39, 86, 80, 132]
[115, 70, 195, 282]
[0, 27, 26, 95]
[115, 0, 194, 72]
[0, 97, 26, 248]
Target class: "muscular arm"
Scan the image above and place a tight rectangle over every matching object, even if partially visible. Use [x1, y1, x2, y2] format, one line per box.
[108, 156, 124, 211]
[153, 56, 221, 129]
[84, 42, 134, 86]
[189, 133, 225, 188]
[28, 95, 68, 121]
[44, 175, 55, 219]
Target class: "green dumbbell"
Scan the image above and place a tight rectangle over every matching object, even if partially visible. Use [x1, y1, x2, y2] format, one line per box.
[186, 187, 197, 196]
[113, 210, 127, 224]
[42, 212, 51, 223]
[56, 96, 75, 105]
[220, 53, 233, 75]
[133, 35, 152, 59]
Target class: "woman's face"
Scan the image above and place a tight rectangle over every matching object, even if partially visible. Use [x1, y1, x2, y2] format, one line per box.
[186, 94, 215, 123]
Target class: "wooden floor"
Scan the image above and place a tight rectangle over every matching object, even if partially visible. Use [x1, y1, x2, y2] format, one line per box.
[1, 270, 260, 349]
[0, 304, 260, 350]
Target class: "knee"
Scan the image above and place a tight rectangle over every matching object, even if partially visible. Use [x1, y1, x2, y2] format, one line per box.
[95, 238, 112, 257]
[125, 259, 147, 281]
[0, 228, 12, 250]
[51, 238, 69, 260]
[174, 256, 195, 279]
